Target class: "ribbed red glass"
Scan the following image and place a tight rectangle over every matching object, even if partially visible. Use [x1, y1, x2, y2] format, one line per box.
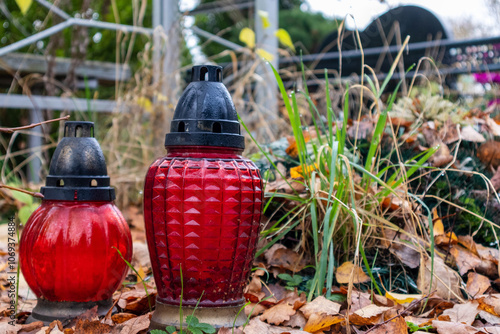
[20, 200, 132, 302]
[144, 146, 262, 307]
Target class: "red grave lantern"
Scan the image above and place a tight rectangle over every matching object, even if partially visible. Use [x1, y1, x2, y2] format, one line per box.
[144, 65, 263, 329]
[20, 121, 132, 324]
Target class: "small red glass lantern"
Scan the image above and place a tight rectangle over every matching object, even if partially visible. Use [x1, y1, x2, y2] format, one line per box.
[20, 121, 132, 324]
[144, 65, 263, 329]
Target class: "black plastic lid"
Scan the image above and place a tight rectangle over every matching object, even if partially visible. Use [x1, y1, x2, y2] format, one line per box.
[165, 65, 245, 149]
[41, 121, 115, 201]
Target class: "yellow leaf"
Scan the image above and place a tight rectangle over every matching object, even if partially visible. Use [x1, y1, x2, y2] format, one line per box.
[239, 27, 255, 49]
[137, 266, 146, 280]
[385, 291, 422, 305]
[258, 10, 271, 29]
[290, 163, 318, 179]
[275, 28, 295, 52]
[255, 48, 274, 61]
[137, 96, 153, 113]
[336, 261, 371, 284]
[15, 0, 32, 15]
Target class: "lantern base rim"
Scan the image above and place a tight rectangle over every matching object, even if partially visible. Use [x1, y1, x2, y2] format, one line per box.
[149, 299, 246, 330]
[26, 298, 113, 325]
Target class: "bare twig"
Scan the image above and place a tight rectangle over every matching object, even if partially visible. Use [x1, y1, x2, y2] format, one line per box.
[0, 115, 70, 134]
[0, 183, 44, 199]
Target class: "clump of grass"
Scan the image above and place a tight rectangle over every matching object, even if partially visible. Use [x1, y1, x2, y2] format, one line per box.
[247, 37, 444, 301]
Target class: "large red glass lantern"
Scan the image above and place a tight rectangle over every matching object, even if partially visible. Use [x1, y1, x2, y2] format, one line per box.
[20, 121, 132, 324]
[144, 65, 263, 329]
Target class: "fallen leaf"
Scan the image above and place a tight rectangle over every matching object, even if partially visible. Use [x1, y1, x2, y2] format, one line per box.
[417, 256, 462, 300]
[460, 126, 485, 142]
[111, 313, 137, 324]
[260, 302, 296, 325]
[303, 312, 344, 332]
[490, 166, 500, 191]
[369, 315, 407, 334]
[350, 291, 374, 313]
[440, 120, 460, 144]
[478, 310, 500, 324]
[383, 228, 420, 269]
[385, 292, 422, 305]
[75, 320, 112, 333]
[450, 245, 497, 277]
[347, 121, 374, 140]
[467, 273, 491, 297]
[432, 141, 454, 167]
[283, 311, 307, 328]
[219, 327, 244, 334]
[478, 141, 500, 169]
[431, 320, 483, 334]
[286, 130, 312, 158]
[442, 302, 479, 325]
[244, 317, 309, 334]
[349, 304, 392, 326]
[245, 303, 267, 317]
[266, 247, 307, 273]
[110, 313, 151, 334]
[336, 261, 371, 284]
[299, 296, 341, 319]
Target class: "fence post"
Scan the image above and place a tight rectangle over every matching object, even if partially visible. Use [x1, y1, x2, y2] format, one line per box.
[255, 0, 278, 142]
[153, 0, 181, 144]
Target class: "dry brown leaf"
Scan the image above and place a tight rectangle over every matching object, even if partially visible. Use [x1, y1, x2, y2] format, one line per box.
[75, 319, 113, 333]
[442, 302, 480, 325]
[266, 247, 307, 273]
[283, 290, 307, 310]
[111, 313, 137, 324]
[450, 245, 497, 277]
[478, 310, 500, 324]
[349, 304, 392, 326]
[336, 261, 371, 284]
[476, 243, 500, 265]
[303, 312, 344, 332]
[350, 291, 374, 313]
[110, 313, 151, 334]
[299, 296, 341, 319]
[260, 302, 296, 325]
[383, 228, 420, 269]
[431, 320, 484, 334]
[432, 141, 454, 167]
[467, 273, 491, 298]
[369, 315, 407, 334]
[245, 303, 267, 318]
[476, 294, 500, 317]
[461, 126, 485, 143]
[243, 317, 309, 334]
[417, 256, 462, 300]
[218, 327, 244, 334]
[347, 121, 374, 140]
[282, 311, 307, 328]
[478, 141, 500, 169]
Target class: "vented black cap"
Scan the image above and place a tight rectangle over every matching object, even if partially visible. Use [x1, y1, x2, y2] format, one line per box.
[165, 65, 245, 149]
[41, 121, 115, 201]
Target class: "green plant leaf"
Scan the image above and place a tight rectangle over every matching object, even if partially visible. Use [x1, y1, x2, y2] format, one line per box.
[166, 326, 177, 334]
[193, 323, 216, 334]
[185, 315, 199, 326]
[150, 330, 168, 334]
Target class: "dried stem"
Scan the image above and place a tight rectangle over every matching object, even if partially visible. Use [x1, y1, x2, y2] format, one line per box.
[0, 183, 44, 199]
[0, 115, 70, 134]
